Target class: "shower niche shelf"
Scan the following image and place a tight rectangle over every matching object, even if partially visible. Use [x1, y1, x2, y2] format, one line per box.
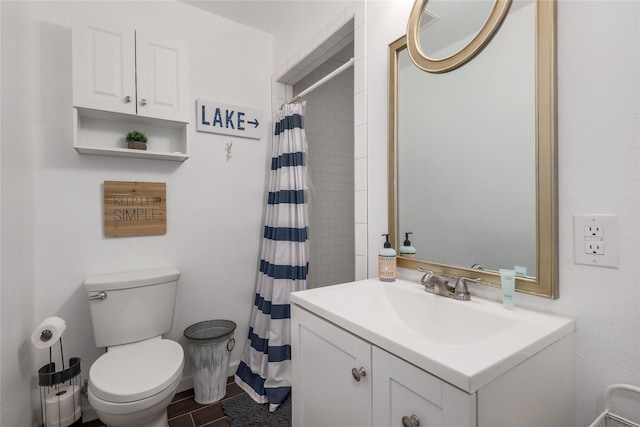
[73, 108, 189, 162]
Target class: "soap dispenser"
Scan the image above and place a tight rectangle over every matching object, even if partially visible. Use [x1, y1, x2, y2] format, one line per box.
[399, 232, 416, 258]
[379, 234, 397, 282]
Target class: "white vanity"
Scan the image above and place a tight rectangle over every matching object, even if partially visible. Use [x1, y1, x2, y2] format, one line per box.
[290, 279, 575, 427]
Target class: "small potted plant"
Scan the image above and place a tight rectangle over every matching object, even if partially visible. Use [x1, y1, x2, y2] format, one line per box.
[126, 130, 148, 150]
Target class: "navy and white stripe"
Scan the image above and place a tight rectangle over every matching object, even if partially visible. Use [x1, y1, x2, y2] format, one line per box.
[235, 102, 309, 412]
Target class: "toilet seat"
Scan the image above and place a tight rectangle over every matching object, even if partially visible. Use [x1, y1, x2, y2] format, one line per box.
[89, 338, 183, 403]
[87, 371, 182, 417]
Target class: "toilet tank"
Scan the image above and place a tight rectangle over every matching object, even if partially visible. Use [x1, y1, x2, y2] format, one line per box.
[84, 268, 180, 348]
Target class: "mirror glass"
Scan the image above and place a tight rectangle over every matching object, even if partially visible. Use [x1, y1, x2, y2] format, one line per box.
[418, 0, 495, 59]
[390, 0, 558, 298]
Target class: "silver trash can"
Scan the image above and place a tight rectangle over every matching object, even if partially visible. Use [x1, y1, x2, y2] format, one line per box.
[184, 319, 236, 404]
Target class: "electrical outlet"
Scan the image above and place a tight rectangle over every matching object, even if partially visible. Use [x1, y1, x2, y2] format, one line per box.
[584, 225, 604, 238]
[584, 240, 604, 255]
[574, 214, 619, 268]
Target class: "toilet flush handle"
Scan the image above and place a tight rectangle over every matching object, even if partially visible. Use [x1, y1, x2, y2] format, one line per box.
[86, 291, 107, 301]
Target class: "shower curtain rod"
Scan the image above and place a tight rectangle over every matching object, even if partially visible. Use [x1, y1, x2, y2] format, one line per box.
[286, 57, 355, 105]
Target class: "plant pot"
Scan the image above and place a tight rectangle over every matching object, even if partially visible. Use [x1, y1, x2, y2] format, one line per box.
[128, 141, 147, 150]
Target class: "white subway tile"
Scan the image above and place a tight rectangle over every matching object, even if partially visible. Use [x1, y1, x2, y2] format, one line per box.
[354, 91, 366, 126]
[354, 124, 366, 159]
[355, 157, 367, 191]
[355, 190, 367, 224]
[355, 255, 368, 280]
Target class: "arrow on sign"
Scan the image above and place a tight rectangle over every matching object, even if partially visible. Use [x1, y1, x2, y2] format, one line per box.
[248, 119, 259, 128]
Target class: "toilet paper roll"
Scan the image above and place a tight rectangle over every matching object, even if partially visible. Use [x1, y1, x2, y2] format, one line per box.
[31, 317, 66, 349]
[45, 385, 81, 426]
[46, 406, 81, 427]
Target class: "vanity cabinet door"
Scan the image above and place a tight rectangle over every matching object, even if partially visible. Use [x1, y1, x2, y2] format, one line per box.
[291, 307, 372, 427]
[372, 348, 476, 427]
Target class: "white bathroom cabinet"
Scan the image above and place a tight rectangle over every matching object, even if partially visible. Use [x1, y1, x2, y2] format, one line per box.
[291, 304, 575, 427]
[72, 16, 189, 160]
[73, 16, 188, 122]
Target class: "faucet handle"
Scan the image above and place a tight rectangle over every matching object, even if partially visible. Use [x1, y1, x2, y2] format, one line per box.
[454, 277, 481, 297]
[418, 268, 434, 284]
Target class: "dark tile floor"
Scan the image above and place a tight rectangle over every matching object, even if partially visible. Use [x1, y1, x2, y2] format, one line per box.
[83, 376, 245, 427]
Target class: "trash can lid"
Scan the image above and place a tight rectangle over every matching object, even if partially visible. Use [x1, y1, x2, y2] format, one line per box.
[89, 338, 184, 403]
[184, 320, 236, 340]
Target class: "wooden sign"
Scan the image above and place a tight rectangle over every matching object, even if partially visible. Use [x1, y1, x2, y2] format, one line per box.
[104, 181, 166, 237]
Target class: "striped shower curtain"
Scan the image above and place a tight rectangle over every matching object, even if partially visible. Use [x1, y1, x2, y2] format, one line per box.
[235, 101, 310, 412]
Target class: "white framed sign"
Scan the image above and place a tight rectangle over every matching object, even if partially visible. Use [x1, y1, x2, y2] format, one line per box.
[196, 99, 263, 140]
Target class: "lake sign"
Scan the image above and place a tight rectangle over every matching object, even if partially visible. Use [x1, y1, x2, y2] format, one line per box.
[196, 99, 263, 140]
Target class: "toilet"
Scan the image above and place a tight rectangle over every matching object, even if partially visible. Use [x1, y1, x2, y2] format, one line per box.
[84, 268, 184, 427]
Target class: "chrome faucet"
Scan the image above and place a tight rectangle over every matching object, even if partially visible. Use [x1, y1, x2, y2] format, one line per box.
[418, 268, 480, 301]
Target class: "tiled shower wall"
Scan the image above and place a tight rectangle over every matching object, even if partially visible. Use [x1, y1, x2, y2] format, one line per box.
[294, 47, 355, 288]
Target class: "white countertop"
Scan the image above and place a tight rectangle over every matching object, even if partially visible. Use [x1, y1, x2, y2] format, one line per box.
[291, 278, 575, 393]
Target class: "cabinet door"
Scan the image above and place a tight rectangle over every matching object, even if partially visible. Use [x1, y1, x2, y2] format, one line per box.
[373, 348, 476, 427]
[292, 307, 372, 427]
[72, 17, 136, 114]
[136, 32, 189, 122]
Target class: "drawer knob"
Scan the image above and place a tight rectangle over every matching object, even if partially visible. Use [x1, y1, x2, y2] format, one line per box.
[351, 367, 366, 382]
[402, 415, 420, 427]
[140, 98, 148, 105]
[124, 95, 133, 103]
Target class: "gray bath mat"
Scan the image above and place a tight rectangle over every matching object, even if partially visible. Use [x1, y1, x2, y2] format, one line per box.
[222, 393, 291, 427]
[223, 393, 292, 427]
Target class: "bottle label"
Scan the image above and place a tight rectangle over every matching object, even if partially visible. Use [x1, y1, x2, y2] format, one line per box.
[379, 255, 397, 280]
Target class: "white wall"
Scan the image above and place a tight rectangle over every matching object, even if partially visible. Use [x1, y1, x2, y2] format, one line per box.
[367, 1, 640, 426]
[1, 1, 272, 424]
[1, 1, 38, 423]
[272, 1, 353, 74]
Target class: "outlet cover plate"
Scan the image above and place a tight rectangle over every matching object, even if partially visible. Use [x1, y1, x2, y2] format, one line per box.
[573, 214, 619, 268]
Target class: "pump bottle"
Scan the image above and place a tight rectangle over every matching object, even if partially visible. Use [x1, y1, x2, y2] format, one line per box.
[379, 234, 397, 282]
[399, 232, 416, 258]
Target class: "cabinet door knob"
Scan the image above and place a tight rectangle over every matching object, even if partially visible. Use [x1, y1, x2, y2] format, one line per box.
[351, 367, 366, 382]
[140, 98, 148, 105]
[401, 415, 420, 427]
[124, 95, 133, 103]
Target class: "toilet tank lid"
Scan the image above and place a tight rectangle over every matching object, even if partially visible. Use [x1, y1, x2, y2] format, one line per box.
[83, 268, 180, 292]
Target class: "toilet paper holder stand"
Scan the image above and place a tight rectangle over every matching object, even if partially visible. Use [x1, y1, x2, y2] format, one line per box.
[37, 340, 82, 427]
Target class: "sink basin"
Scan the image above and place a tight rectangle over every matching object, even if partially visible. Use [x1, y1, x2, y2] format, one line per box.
[291, 278, 574, 392]
[381, 283, 512, 346]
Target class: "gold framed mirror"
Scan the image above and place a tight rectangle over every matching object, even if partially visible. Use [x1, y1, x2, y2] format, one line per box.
[389, 0, 558, 298]
[407, 0, 512, 73]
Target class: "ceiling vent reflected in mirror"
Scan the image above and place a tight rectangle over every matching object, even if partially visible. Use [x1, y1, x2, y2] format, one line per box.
[420, 9, 440, 29]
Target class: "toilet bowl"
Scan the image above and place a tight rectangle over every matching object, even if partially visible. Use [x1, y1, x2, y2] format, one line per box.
[83, 268, 184, 427]
[88, 337, 184, 427]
